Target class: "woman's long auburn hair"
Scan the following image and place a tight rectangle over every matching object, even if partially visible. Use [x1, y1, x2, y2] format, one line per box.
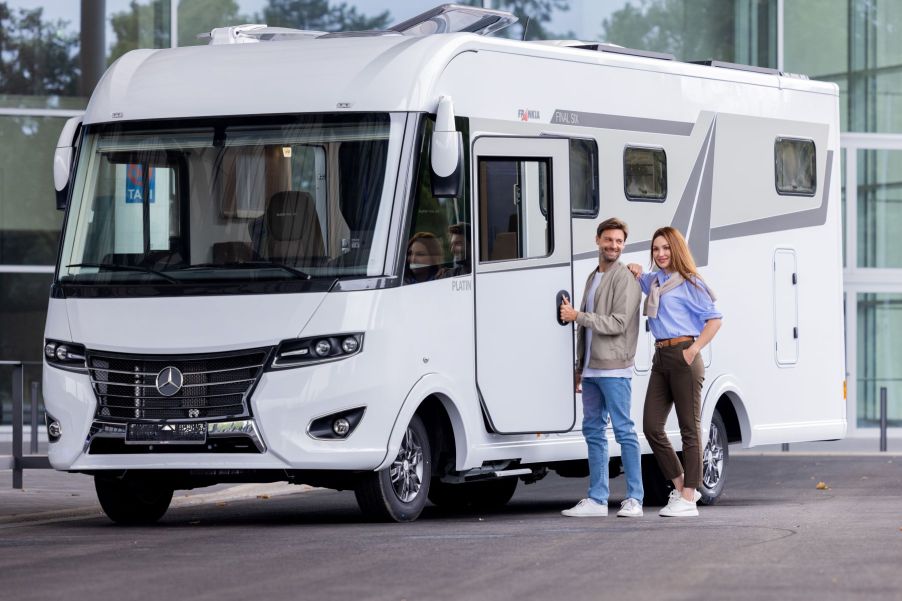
[650, 226, 701, 285]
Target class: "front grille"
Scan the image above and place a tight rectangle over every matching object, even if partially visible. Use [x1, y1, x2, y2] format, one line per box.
[88, 348, 271, 421]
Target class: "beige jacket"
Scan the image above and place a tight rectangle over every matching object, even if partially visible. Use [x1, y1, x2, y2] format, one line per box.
[574, 261, 642, 371]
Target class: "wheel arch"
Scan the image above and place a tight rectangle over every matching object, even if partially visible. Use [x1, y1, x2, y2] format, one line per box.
[375, 374, 472, 472]
[701, 374, 751, 448]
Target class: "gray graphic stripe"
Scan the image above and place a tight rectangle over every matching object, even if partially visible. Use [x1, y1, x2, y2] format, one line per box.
[710, 149, 833, 241]
[673, 121, 715, 235]
[476, 260, 571, 274]
[689, 121, 716, 266]
[551, 110, 694, 136]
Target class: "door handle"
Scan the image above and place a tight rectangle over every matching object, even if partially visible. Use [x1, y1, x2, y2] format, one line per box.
[556, 290, 571, 326]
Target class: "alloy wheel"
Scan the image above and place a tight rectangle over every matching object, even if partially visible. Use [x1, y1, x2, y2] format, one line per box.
[390, 426, 424, 502]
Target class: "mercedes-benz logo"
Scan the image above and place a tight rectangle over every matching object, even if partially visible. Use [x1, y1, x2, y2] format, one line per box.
[155, 366, 183, 397]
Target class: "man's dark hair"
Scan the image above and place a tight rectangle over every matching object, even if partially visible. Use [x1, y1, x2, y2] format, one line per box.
[596, 217, 629, 240]
[449, 222, 470, 240]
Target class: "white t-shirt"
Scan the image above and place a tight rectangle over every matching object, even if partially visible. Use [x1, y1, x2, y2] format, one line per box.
[582, 270, 634, 379]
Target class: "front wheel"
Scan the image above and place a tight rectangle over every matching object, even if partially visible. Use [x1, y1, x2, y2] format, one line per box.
[699, 410, 729, 505]
[355, 415, 432, 522]
[94, 475, 173, 525]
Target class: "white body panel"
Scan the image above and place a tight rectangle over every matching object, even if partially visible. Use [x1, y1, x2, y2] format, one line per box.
[45, 31, 845, 479]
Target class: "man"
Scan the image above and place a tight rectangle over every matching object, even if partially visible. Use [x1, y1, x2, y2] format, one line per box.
[559, 217, 644, 517]
[439, 222, 471, 278]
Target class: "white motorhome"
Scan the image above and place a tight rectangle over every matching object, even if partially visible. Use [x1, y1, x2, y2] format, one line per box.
[45, 4, 845, 524]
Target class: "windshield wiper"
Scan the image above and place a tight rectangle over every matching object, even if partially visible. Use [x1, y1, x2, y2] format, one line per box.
[65, 262, 178, 283]
[175, 261, 312, 280]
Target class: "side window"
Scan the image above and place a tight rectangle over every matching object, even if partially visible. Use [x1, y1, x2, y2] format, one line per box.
[775, 138, 816, 196]
[570, 138, 599, 217]
[405, 117, 471, 284]
[92, 160, 181, 258]
[624, 146, 667, 201]
[478, 158, 552, 262]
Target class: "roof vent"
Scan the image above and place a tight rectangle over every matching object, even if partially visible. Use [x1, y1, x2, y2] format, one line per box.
[390, 3, 517, 37]
[200, 4, 517, 44]
[200, 24, 325, 44]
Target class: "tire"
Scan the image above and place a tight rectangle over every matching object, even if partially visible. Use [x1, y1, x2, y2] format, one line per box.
[641, 454, 672, 507]
[428, 477, 518, 512]
[94, 475, 173, 525]
[699, 410, 729, 505]
[355, 415, 432, 522]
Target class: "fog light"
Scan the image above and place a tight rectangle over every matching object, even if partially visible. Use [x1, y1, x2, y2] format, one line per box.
[332, 418, 350, 437]
[341, 336, 359, 354]
[55, 345, 70, 361]
[44, 342, 57, 359]
[314, 339, 331, 357]
[48, 420, 62, 440]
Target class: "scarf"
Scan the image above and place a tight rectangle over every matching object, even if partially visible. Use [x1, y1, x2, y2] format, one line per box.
[643, 272, 718, 318]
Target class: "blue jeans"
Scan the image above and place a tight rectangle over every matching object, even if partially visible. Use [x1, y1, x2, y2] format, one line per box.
[581, 376, 644, 504]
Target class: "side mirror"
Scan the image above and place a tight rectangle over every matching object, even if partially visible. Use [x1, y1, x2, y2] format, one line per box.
[430, 96, 463, 198]
[53, 114, 83, 210]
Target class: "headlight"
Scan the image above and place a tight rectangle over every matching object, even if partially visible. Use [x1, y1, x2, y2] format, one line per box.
[44, 339, 87, 373]
[270, 333, 364, 369]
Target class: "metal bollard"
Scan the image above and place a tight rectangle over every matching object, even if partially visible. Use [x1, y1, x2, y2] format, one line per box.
[30, 381, 39, 454]
[879, 387, 888, 453]
[12, 363, 23, 489]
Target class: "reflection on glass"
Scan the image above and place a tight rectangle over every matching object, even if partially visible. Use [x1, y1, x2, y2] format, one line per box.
[0, 116, 66, 265]
[857, 293, 902, 427]
[857, 149, 902, 268]
[0, 273, 53, 425]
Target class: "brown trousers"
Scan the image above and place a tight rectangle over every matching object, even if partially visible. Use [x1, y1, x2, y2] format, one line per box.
[643, 340, 705, 489]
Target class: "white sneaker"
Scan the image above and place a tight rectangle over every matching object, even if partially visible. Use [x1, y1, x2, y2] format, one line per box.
[562, 498, 608, 517]
[617, 498, 643, 517]
[659, 489, 698, 517]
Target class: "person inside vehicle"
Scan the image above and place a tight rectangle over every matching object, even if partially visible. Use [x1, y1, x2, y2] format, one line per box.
[404, 232, 443, 284]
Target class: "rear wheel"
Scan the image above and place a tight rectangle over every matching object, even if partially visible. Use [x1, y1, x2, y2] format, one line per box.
[94, 475, 173, 525]
[355, 415, 432, 522]
[699, 410, 729, 505]
[428, 477, 518, 511]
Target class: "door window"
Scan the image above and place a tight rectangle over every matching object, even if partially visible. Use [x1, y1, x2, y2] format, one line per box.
[477, 158, 552, 262]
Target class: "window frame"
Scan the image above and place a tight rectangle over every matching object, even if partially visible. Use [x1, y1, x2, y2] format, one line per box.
[623, 145, 668, 203]
[774, 136, 817, 197]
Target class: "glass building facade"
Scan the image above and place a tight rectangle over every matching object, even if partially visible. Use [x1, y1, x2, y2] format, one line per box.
[1, 0, 900, 433]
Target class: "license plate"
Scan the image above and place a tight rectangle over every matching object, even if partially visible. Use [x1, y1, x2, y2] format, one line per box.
[126, 423, 207, 444]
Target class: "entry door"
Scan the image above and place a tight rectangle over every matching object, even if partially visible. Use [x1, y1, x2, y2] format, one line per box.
[473, 137, 575, 433]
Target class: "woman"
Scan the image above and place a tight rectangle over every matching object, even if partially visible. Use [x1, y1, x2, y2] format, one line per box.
[404, 232, 443, 284]
[627, 227, 722, 517]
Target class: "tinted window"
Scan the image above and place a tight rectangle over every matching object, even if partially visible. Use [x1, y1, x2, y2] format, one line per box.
[624, 146, 667, 201]
[570, 138, 599, 217]
[775, 138, 816, 196]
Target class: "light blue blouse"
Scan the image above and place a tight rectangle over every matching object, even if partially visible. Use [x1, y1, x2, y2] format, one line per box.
[638, 271, 722, 340]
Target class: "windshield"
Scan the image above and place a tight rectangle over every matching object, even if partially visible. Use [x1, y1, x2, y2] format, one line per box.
[58, 113, 405, 293]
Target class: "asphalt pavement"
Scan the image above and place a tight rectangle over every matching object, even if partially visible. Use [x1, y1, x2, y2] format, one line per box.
[1, 453, 901, 601]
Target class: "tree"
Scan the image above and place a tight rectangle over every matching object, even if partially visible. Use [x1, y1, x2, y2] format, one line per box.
[259, 0, 391, 32]
[600, 0, 734, 62]
[178, 0, 247, 46]
[108, 0, 170, 64]
[0, 2, 79, 96]
[454, 0, 572, 41]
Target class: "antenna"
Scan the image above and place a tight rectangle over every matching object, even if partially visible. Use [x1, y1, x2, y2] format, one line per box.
[522, 16, 530, 40]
